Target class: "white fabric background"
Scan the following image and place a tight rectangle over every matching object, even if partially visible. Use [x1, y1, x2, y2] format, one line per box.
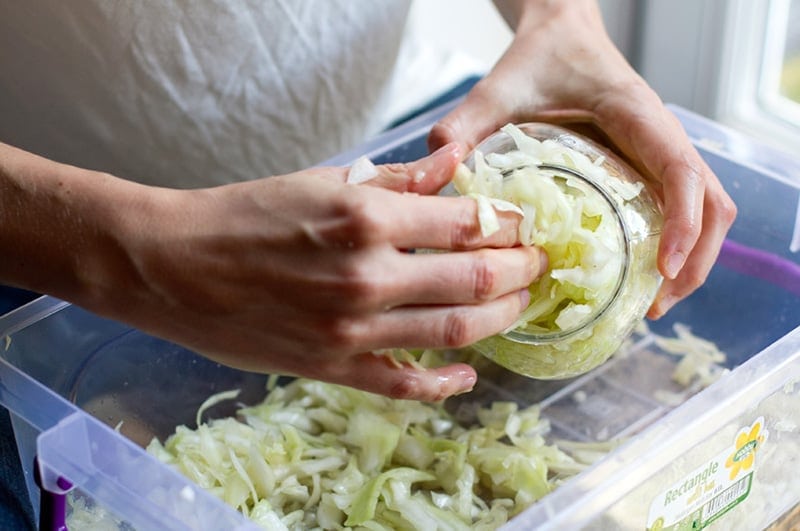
[0, 1, 483, 188]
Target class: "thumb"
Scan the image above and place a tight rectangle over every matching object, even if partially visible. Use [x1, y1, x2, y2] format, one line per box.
[346, 142, 462, 195]
[428, 84, 509, 155]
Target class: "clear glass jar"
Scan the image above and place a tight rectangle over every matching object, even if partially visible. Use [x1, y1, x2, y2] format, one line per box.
[456, 123, 663, 379]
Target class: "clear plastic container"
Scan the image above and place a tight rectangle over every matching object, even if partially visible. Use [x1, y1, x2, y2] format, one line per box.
[1, 104, 800, 530]
[456, 123, 663, 379]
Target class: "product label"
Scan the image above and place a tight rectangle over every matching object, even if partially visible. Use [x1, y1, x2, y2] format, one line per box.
[646, 417, 768, 531]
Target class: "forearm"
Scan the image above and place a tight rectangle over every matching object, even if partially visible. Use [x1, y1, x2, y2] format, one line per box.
[0, 141, 551, 400]
[0, 142, 149, 309]
[492, 0, 600, 32]
[437, 1, 736, 320]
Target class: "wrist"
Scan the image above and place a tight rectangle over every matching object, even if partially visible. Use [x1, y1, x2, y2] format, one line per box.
[494, 0, 599, 32]
[67, 174, 164, 315]
[488, 0, 635, 111]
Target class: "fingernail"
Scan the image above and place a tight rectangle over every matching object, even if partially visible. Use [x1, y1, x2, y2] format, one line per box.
[532, 247, 549, 277]
[519, 288, 531, 308]
[665, 252, 685, 279]
[454, 373, 477, 396]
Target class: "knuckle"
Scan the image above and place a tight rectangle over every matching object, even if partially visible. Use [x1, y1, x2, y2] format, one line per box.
[388, 376, 421, 400]
[470, 252, 498, 301]
[669, 215, 701, 240]
[323, 317, 365, 352]
[440, 311, 473, 348]
[380, 162, 410, 179]
[450, 208, 483, 249]
[337, 260, 384, 309]
[678, 266, 709, 295]
[335, 194, 390, 245]
[713, 194, 738, 226]
[428, 123, 454, 151]
[531, 247, 549, 278]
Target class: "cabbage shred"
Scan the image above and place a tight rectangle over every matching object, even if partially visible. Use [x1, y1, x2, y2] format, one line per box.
[454, 123, 637, 336]
[454, 123, 662, 379]
[147, 370, 584, 530]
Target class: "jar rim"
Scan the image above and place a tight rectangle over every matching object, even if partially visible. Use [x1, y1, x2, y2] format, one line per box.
[502, 163, 631, 344]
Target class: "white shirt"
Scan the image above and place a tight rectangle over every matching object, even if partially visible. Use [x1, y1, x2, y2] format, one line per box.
[0, 1, 482, 188]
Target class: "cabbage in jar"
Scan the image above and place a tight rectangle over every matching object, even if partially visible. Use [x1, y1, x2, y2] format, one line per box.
[454, 123, 663, 379]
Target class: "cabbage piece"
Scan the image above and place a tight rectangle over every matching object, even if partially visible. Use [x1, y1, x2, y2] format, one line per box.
[345, 468, 435, 526]
[455, 123, 663, 379]
[341, 407, 402, 474]
[347, 156, 378, 184]
[456, 124, 649, 338]
[456, 154, 627, 341]
[148, 370, 581, 530]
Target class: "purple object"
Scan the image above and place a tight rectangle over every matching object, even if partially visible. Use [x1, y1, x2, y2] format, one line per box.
[717, 239, 800, 296]
[33, 457, 72, 531]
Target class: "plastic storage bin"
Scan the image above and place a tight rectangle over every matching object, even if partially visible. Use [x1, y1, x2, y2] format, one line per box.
[1, 103, 800, 530]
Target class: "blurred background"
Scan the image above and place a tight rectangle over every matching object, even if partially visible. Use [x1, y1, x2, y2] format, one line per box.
[410, 0, 800, 159]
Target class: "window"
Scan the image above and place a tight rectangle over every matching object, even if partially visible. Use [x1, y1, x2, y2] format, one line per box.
[715, 0, 800, 154]
[777, 0, 800, 104]
[758, 0, 800, 126]
[634, 0, 800, 157]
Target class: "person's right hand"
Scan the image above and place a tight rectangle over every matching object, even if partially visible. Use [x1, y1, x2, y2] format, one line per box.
[429, 0, 737, 320]
[83, 144, 546, 401]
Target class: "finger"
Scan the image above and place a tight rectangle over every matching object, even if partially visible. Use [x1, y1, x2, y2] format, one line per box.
[647, 181, 736, 318]
[314, 189, 527, 251]
[340, 143, 462, 195]
[370, 143, 461, 195]
[326, 353, 478, 402]
[300, 186, 525, 253]
[386, 245, 547, 307]
[355, 288, 532, 352]
[615, 109, 735, 288]
[386, 193, 526, 250]
[655, 155, 706, 280]
[340, 141, 527, 250]
[595, 97, 712, 280]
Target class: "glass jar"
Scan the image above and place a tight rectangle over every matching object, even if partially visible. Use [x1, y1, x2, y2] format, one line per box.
[455, 123, 663, 379]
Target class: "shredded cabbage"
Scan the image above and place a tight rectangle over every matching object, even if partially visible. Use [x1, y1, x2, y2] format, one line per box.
[146, 366, 588, 530]
[141, 326, 722, 530]
[73, 328, 734, 530]
[654, 322, 728, 387]
[456, 123, 662, 379]
[347, 156, 378, 184]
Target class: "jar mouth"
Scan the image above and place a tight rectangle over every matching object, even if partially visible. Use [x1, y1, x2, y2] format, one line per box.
[501, 163, 631, 345]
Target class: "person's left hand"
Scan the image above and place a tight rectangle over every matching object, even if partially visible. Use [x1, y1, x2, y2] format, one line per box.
[428, 0, 736, 319]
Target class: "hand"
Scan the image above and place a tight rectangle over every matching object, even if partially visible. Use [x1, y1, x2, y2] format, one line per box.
[106, 144, 547, 401]
[429, 0, 736, 318]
